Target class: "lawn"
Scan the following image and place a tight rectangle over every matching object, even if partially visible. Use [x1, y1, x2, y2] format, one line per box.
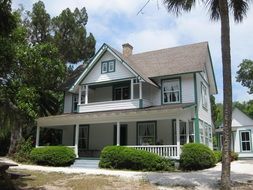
[6, 169, 158, 190]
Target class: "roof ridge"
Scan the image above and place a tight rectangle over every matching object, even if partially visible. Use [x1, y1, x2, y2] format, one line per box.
[130, 41, 208, 56]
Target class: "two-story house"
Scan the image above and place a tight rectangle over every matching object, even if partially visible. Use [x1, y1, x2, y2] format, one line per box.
[36, 42, 217, 159]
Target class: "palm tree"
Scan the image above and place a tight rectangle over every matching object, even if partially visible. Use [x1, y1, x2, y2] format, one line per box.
[163, 0, 251, 189]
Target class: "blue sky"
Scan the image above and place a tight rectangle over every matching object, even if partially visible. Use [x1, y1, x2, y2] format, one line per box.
[12, 0, 253, 103]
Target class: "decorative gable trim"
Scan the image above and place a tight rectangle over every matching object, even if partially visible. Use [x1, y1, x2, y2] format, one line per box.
[70, 43, 144, 92]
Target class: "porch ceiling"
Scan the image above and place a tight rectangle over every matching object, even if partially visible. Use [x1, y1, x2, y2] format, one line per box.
[37, 103, 195, 127]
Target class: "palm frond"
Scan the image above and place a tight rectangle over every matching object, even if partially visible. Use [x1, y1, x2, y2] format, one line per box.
[206, 0, 220, 21]
[230, 0, 249, 22]
[163, 0, 196, 16]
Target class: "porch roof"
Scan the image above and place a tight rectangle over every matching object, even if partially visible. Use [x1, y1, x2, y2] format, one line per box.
[37, 103, 195, 127]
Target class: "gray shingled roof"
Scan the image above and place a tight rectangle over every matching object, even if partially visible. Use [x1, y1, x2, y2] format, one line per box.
[127, 42, 208, 78]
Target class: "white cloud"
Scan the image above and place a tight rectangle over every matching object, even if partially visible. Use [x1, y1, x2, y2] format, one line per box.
[114, 29, 179, 53]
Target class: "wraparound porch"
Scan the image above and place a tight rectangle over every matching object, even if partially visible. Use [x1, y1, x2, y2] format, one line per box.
[36, 103, 196, 159]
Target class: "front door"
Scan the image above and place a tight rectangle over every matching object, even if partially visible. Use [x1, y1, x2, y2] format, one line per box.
[114, 124, 128, 145]
[79, 125, 89, 150]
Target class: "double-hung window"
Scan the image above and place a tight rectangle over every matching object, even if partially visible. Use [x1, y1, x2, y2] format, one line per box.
[113, 86, 130, 100]
[72, 95, 78, 112]
[189, 121, 195, 143]
[201, 83, 208, 109]
[240, 130, 251, 152]
[180, 121, 187, 145]
[138, 122, 156, 145]
[101, 60, 115, 73]
[162, 79, 180, 104]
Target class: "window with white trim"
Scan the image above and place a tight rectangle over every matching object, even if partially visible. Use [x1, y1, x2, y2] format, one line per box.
[240, 131, 251, 152]
[180, 121, 187, 145]
[189, 121, 195, 143]
[72, 94, 84, 112]
[113, 86, 130, 100]
[72, 95, 78, 112]
[199, 121, 204, 143]
[201, 83, 208, 109]
[162, 79, 180, 104]
[101, 60, 115, 73]
[138, 122, 156, 145]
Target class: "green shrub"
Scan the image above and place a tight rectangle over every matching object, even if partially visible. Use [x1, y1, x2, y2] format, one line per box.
[180, 143, 216, 171]
[13, 137, 33, 163]
[213, 150, 222, 163]
[231, 151, 239, 161]
[99, 146, 174, 171]
[30, 146, 75, 166]
[214, 151, 239, 163]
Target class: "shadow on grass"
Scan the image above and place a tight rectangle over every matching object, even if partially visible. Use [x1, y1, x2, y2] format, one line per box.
[0, 176, 46, 190]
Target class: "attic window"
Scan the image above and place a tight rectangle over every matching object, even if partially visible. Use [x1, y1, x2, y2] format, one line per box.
[101, 60, 115, 74]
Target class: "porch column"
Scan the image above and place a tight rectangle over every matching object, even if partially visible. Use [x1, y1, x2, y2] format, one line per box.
[139, 81, 143, 108]
[36, 126, 40, 147]
[85, 85, 88, 104]
[186, 121, 189, 143]
[78, 85, 82, 105]
[116, 121, 120, 146]
[176, 118, 180, 157]
[75, 124, 79, 158]
[139, 81, 142, 99]
[131, 78, 134, 100]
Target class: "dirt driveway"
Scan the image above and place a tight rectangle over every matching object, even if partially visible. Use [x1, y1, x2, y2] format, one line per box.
[144, 160, 253, 190]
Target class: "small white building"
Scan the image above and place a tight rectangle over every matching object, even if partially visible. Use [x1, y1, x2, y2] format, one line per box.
[36, 42, 217, 159]
[216, 108, 253, 158]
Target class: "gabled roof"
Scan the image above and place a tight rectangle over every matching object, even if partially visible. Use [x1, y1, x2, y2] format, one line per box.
[65, 42, 216, 93]
[128, 42, 208, 78]
[218, 107, 253, 129]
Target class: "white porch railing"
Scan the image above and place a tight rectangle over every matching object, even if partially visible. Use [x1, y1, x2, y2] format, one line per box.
[78, 99, 153, 113]
[127, 145, 180, 159]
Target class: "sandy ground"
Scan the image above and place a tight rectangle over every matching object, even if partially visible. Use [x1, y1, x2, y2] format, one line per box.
[1, 157, 253, 189]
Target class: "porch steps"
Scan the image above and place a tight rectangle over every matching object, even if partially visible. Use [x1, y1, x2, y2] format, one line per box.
[70, 158, 100, 169]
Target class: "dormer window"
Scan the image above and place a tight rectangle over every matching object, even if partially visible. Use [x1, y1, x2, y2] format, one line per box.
[101, 60, 115, 73]
[162, 78, 181, 104]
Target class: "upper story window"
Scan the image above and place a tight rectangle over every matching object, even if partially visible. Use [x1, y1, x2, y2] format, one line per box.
[113, 86, 130, 100]
[201, 83, 208, 109]
[72, 95, 78, 112]
[72, 94, 84, 112]
[101, 60, 115, 74]
[162, 79, 181, 104]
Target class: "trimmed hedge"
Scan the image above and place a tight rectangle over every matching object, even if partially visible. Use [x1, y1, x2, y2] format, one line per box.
[214, 151, 222, 163]
[30, 146, 75, 166]
[180, 143, 216, 171]
[99, 146, 174, 171]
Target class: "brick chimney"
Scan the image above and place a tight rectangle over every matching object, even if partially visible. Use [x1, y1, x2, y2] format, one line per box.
[122, 43, 133, 57]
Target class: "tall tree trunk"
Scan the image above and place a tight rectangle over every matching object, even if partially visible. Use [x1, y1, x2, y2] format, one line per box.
[219, 0, 232, 189]
[8, 119, 22, 155]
